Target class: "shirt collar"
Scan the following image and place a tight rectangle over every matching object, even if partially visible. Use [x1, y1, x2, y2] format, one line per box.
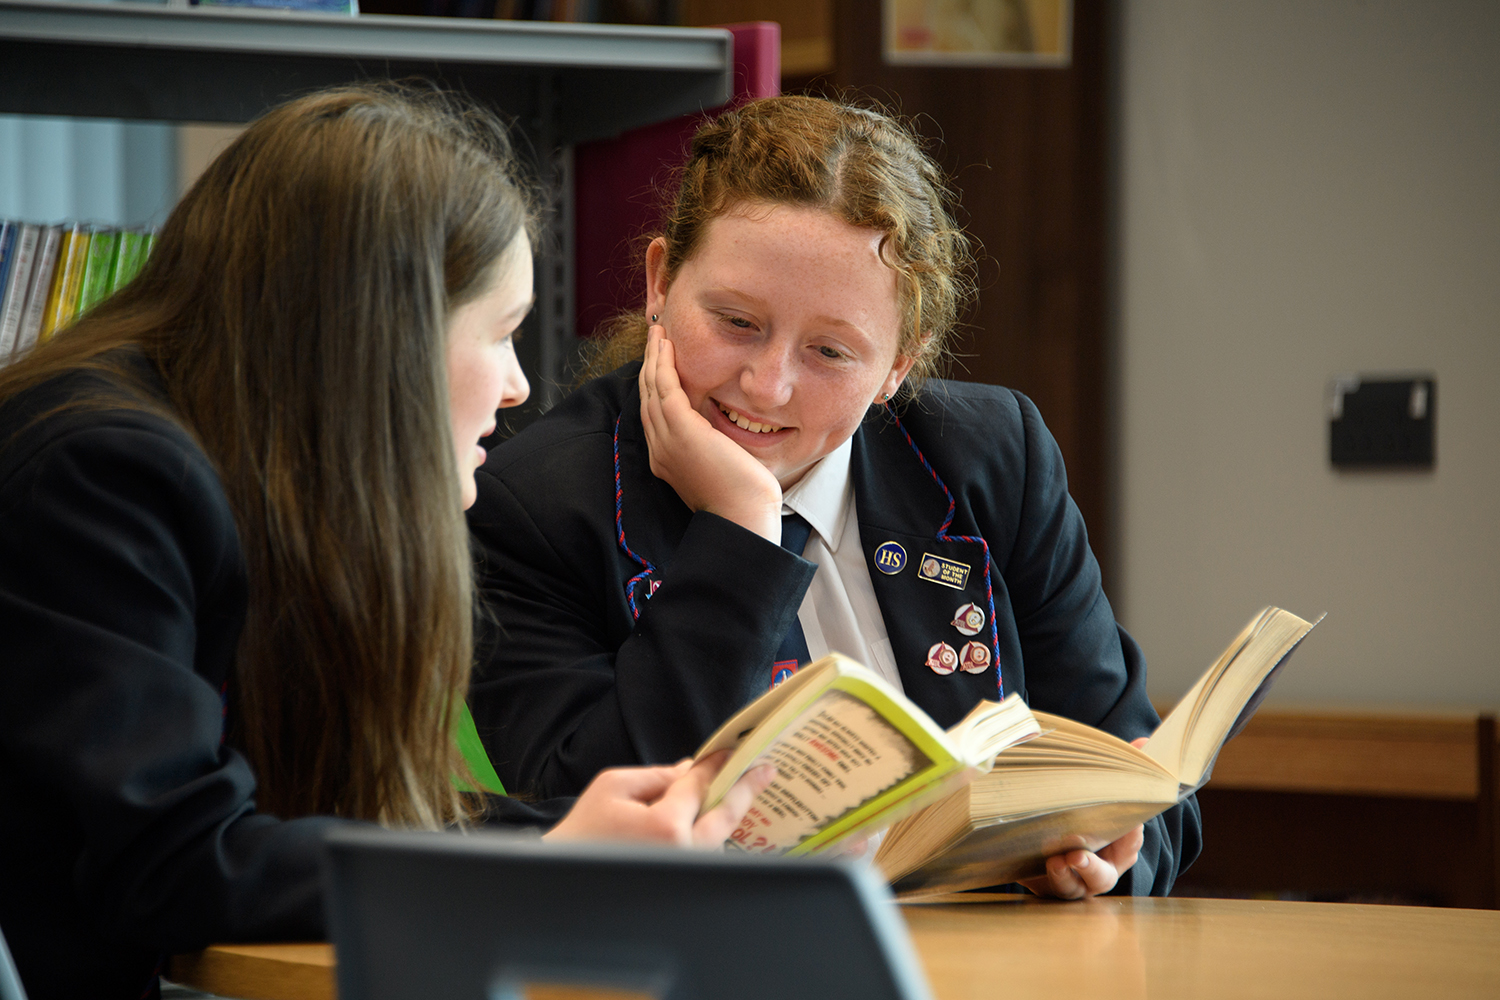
[781, 436, 853, 553]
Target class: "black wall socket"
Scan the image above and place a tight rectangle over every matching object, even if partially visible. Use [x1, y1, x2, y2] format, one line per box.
[1328, 375, 1435, 469]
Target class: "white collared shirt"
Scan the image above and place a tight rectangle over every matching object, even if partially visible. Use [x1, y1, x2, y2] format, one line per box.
[781, 438, 904, 691]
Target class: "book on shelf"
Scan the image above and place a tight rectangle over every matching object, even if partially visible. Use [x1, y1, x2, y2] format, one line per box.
[0, 222, 20, 360]
[696, 606, 1320, 898]
[40, 223, 90, 343]
[192, 0, 359, 14]
[0, 221, 157, 367]
[0, 222, 14, 309]
[110, 230, 152, 293]
[1, 223, 42, 364]
[15, 226, 63, 361]
[77, 229, 120, 317]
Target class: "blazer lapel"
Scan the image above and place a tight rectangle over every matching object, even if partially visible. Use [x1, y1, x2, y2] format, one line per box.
[850, 409, 1001, 729]
[613, 386, 694, 605]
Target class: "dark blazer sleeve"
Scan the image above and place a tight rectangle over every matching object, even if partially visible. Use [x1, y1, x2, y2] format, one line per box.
[975, 388, 1201, 895]
[467, 428, 815, 798]
[906, 386, 1200, 899]
[1, 393, 579, 999]
[0, 419, 347, 988]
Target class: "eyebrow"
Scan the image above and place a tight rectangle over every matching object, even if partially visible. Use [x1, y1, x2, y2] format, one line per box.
[502, 295, 537, 324]
[704, 287, 870, 336]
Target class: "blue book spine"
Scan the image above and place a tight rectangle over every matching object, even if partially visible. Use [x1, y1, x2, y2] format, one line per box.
[0, 223, 15, 308]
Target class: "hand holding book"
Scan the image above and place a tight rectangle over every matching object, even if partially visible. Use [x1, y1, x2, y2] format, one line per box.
[696, 606, 1321, 898]
[1015, 736, 1149, 899]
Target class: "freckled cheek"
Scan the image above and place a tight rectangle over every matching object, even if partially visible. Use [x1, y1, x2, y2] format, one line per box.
[804, 391, 867, 449]
[666, 330, 725, 412]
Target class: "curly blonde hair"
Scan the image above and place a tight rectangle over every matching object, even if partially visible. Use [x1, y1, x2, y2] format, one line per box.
[582, 94, 976, 396]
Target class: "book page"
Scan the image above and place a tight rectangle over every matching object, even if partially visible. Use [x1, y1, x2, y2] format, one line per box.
[724, 689, 936, 856]
[943, 693, 1041, 766]
[1145, 611, 1263, 776]
[889, 800, 1174, 898]
[695, 660, 837, 759]
[1144, 607, 1318, 788]
[1180, 610, 1320, 785]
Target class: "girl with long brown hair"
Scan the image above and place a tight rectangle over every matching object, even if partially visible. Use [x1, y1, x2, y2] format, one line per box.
[0, 84, 765, 1000]
[467, 94, 1201, 900]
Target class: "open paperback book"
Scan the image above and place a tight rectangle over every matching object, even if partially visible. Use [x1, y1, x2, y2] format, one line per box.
[697, 606, 1320, 896]
[694, 655, 1041, 857]
[875, 606, 1323, 897]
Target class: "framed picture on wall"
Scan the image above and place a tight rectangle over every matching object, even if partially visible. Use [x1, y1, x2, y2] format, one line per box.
[884, 0, 1072, 66]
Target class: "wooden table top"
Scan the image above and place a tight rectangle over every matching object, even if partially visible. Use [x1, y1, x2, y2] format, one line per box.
[170, 894, 1500, 1000]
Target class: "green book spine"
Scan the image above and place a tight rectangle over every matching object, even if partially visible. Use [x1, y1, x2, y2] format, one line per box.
[77, 229, 120, 315]
[109, 230, 149, 292]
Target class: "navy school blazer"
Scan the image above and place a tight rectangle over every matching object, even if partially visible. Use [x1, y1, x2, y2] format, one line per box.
[0, 357, 569, 1000]
[467, 364, 1202, 896]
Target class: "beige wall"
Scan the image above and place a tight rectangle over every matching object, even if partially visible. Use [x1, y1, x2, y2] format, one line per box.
[177, 123, 244, 197]
[1115, 1, 1500, 708]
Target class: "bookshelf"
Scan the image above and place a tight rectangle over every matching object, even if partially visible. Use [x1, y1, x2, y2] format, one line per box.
[0, 0, 735, 408]
[0, 1, 731, 140]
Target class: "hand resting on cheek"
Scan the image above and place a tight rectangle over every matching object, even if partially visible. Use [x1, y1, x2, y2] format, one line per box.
[638, 325, 783, 544]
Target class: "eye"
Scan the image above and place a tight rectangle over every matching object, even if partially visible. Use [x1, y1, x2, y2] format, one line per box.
[723, 314, 754, 330]
[817, 345, 845, 360]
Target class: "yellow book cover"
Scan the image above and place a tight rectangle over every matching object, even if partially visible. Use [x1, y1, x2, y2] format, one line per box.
[39, 226, 89, 342]
[695, 654, 1039, 857]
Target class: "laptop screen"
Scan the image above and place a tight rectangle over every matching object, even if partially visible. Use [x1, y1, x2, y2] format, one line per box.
[323, 827, 932, 1000]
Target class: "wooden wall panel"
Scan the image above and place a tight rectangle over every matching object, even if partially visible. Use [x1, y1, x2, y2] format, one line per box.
[802, 0, 1112, 583]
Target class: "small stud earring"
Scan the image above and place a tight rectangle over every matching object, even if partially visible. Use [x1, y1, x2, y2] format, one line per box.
[650, 314, 658, 323]
[882, 393, 892, 401]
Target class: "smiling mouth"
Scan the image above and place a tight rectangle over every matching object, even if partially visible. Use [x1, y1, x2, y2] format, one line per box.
[717, 402, 783, 434]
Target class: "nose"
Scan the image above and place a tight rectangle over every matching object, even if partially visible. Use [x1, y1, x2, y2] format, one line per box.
[500, 346, 530, 410]
[738, 340, 794, 409]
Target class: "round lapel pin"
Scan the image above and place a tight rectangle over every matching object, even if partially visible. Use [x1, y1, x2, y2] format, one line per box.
[960, 641, 992, 674]
[951, 602, 985, 636]
[873, 541, 907, 575]
[926, 641, 958, 675]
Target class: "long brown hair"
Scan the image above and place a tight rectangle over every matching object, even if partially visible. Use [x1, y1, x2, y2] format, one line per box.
[0, 84, 533, 827]
[582, 94, 975, 394]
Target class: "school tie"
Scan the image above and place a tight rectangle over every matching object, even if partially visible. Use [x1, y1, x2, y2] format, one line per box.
[772, 512, 814, 677]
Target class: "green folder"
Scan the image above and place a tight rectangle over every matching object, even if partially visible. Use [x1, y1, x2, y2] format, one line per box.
[454, 701, 506, 795]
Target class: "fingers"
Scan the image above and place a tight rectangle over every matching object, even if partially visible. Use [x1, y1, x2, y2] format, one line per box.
[652, 333, 686, 405]
[544, 759, 695, 845]
[829, 833, 872, 860]
[692, 763, 776, 849]
[1097, 824, 1145, 873]
[640, 325, 665, 447]
[639, 323, 663, 397]
[1059, 849, 1118, 898]
[651, 753, 728, 836]
[1023, 849, 1119, 900]
[1023, 820, 1146, 900]
[588, 761, 682, 805]
[639, 324, 694, 474]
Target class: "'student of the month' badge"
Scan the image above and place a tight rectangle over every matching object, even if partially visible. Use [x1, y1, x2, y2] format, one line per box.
[873, 541, 907, 576]
[926, 641, 959, 675]
[951, 602, 985, 636]
[959, 641, 991, 674]
[918, 552, 971, 590]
